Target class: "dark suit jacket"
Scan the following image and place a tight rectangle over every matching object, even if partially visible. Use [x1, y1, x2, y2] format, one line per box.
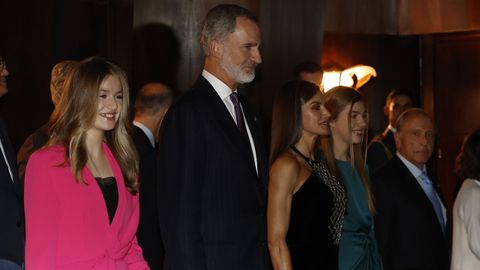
[367, 128, 396, 175]
[372, 155, 449, 270]
[134, 125, 165, 270]
[157, 76, 269, 270]
[0, 119, 24, 265]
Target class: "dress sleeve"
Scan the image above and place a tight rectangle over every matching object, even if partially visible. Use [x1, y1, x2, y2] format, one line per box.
[459, 182, 480, 259]
[24, 152, 60, 269]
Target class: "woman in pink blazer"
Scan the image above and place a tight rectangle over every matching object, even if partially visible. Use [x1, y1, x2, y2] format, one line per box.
[24, 57, 149, 269]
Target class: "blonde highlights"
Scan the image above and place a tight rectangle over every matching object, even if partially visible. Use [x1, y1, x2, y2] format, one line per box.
[48, 56, 139, 194]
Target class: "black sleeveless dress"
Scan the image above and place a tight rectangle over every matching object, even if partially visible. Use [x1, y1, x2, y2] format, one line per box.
[286, 147, 346, 270]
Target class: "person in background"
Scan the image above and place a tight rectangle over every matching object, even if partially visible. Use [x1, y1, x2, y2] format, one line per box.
[293, 61, 323, 88]
[268, 80, 346, 270]
[156, 4, 269, 270]
[322, 86, 383, 270]
[17, 60, 77, 184]
[367, 89, 413, 174]
[134, 82, 172, 270]
[451, 129, 480, 270]
[372, 108, 449, 270]
[0, 56, 25, 270]
[24, 56, 149, 269]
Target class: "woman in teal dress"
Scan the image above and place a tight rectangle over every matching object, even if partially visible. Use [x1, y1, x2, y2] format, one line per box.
[321, 86, 383, 270]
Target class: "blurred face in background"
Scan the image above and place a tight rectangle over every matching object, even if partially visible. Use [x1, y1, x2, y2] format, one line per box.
[386, 94, 412, 128]
[0, 56, 9, 97]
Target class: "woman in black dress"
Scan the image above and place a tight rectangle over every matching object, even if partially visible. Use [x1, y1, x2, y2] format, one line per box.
[268, 80, 347, 270]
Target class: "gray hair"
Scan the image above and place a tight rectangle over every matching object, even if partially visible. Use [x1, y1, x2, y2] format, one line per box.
[396, 108, 435, 133]
[200, 4, 258, 54]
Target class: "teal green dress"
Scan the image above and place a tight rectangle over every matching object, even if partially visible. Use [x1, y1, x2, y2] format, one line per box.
[337, 160, 383, 270]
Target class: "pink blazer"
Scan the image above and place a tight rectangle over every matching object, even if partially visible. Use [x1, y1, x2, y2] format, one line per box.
[24, 143, 149, 270]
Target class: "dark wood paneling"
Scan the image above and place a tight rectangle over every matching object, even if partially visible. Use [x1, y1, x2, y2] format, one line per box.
[324, 0, 480, 35]
[258, 0, 327, 132]
[1, 0, 133, 149]
[422, 32, 480, 211]
[132, 0, 259, 94]
[322, 33, 420, 137]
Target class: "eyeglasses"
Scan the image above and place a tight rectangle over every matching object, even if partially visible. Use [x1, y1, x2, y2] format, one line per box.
[0, 57, 6, 73]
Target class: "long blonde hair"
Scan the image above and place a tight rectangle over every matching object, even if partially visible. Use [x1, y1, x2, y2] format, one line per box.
[321, 86, 375, 214]
[48, 56, 139, 194]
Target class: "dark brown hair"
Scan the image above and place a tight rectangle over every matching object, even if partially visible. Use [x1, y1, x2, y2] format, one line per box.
[456, 129, 480, 182]
[270, 80, 321, 165]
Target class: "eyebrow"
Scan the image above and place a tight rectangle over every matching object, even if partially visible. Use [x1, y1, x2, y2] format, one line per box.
[351, 110, 365, 114]
[99, 89, 122, 94]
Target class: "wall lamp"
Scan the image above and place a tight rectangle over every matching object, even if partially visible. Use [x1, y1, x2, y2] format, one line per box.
[322, 65, 377, 92]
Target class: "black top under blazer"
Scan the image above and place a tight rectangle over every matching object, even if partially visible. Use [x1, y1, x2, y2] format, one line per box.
[157, 76, 270, 270]
[372, 155, 449, 270]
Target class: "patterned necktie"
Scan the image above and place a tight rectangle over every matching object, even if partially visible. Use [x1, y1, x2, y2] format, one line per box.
[419, 171, 446, 233]
[230, 92, 248, 138]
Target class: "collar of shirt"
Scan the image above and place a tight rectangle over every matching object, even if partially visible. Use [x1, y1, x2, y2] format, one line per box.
[396, 152, 426, 179]
[388, 124, 397, 133]
[133, 121, 155, 147]
[202, 69, 235, 99]
[202, 69, 237, 120]
[396, 152, 447, 222]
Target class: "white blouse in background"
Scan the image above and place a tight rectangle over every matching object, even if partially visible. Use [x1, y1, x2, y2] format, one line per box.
[451, 179, 480, 270]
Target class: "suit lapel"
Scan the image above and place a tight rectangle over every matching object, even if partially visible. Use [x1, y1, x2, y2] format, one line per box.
[196, 78, 258, 175]
[0, 120, 21, 194]
[239, 94, 268, 187]
[392, 156, 445, 230]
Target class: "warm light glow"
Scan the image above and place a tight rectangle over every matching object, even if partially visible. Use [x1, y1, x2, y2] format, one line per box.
[322, 65, 377, 92]
[322, 70, 354, 92]
[343, 65, 377, 89]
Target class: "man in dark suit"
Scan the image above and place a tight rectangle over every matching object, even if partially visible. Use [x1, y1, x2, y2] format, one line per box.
[367, 89, 413, 174]
[0, 56, 24, 269]
[157, 4, 269, 270]
[134, 82, 172, 270]
[372, 108, 449, 270]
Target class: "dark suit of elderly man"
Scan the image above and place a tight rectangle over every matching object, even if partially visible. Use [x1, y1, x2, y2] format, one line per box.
[372, 108, 449, 270]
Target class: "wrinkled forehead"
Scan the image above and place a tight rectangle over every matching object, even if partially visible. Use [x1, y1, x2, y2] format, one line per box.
[403, 113, 435, 132]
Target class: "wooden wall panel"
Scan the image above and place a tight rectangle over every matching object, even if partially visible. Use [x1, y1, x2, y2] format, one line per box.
[324, 0, 480, 35]
[132, 0, 259, 94]
[322, 33, 420, 137]
[0, 0, 133, 149]
[422, 32, 480, 211]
